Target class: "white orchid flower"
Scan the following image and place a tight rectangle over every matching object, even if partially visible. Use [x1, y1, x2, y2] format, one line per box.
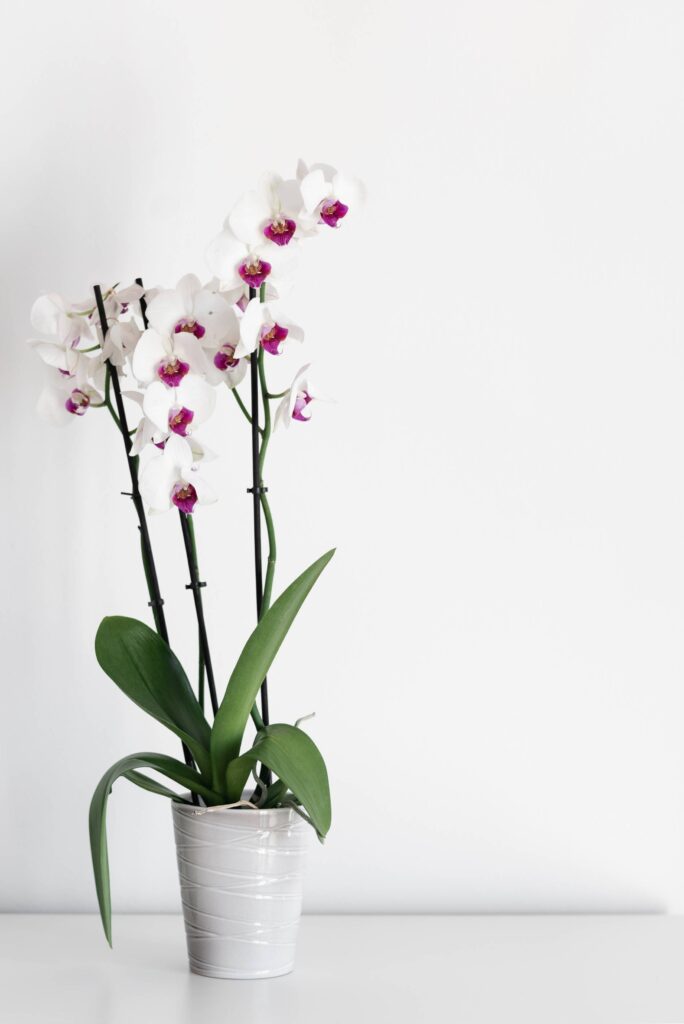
[101, 320, 142, 367]
[236, 297, 304, 357]
[30, 292, 97, 350]
[229, 172, 304, 249]
[29, 336, 95, 382]
[275, 364, 318, 428]
[131, 412, 216, 462]
[297, 161, 365, 231]
[145, 274, 236, 349]
[132, 326, 208, 388]
[206, 225, 298, 294]
[202, 323, 249, 389]
[101, 282, 144, 322]
[142, 374, 216, 440]
[35, 365, 104, 427]
[139, 433, 216, 514]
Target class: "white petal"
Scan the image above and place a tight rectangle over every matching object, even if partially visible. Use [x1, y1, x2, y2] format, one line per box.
[131, 328, 170, 384]
[229, 190, 271, 246]
[146, 289, 188, 336]
[172, 332, 210, 376]
[31, 294, 63, 335]
[236, 298, 265, 357]
[206, 229, 246, 289]
[29, 340, 68, 371]
[274, 391, 292, 430]
[175, 274, 202, 309]
[176, 375, 216, 426]
[333, 171, 366, 211]
[143, 380, 173, 432]
[139, 451, 174, 512]
[300, 169, 331, 213]
[193, 289, 239, 348]
[165, 432, 194, 473]
[189, 471, 217, 507]
[276, 178, 304, 217]
[224, 358, 249, 389]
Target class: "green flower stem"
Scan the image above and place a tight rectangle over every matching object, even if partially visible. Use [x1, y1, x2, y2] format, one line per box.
[257, 347, 277, 615]
[104, 365, 121, 431]
[231, 385, 257, 428]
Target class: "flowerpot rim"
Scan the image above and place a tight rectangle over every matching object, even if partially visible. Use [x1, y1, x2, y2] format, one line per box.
[172, 797, 301, 820]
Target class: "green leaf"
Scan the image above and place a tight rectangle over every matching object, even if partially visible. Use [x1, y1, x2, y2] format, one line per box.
[230, 724, 331, 839]
[124, 770, 192, 803]
[89, 752, 224, 946]
[260, 778, 289, 808]
[210, 549, 335, 789]
[224, 754, 254, 803]
[95, 617, 212, 779]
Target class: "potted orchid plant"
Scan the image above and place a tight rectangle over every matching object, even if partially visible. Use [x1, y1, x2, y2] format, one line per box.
[28, 161, 364, 979]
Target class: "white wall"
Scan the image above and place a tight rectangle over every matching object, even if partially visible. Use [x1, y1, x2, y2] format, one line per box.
[3, 0, 684, 915]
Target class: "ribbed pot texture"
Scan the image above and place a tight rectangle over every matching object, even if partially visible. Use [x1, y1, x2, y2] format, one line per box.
[172, 802, 310, 979]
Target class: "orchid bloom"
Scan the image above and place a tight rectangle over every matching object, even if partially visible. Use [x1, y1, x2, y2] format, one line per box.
[142, 374, 216, 442]
[297, 161, 365, 232]
[229, 173, 304, 248]
[275, 364, 318, 428]
[139, 433, 216, 514]
[100, 282, 144, 322]
[36, 367, 104, 426]
[206, 222, 298, 295]
[30, 292, 97, 349]
[28, 292, 99, 379]
[144, 274, 235, 349]
[101, 320, 142, 367]
[203, 336, 249, 389]
[235, 298, 304, 358]
[131, 411, 216, 461]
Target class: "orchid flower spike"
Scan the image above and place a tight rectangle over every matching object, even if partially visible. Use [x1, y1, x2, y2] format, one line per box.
[275, 364, 318, 428]
[236, 298, 304, 358]
[139, 434, 216, 514]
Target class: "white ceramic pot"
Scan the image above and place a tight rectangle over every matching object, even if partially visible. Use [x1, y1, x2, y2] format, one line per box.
[172, 801, 310, 979]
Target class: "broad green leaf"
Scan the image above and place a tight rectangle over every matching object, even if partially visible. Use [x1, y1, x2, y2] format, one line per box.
[224, 754, 254, 803]
[210, 549, 335, 789]
[124, 770, 192, 803]
[229, 724, 331, 839]
[95, 617, 212, 779]
[89, 752, 224, 945]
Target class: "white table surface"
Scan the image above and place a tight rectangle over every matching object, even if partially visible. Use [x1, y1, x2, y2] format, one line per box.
[1, 914, 683, 1023]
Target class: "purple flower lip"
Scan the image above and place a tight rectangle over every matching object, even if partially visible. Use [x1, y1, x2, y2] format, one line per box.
[154, 439, 166, 450]
[65, 389, 90, 416]
[238, 258, 272, 288]
[213, 345, 239, 371]
[157, 357, 190, 388]
[263, 217, 296, 246]
[172, 481, 198, 514]
[260, 322, 289, 355]
[292, 390, 313, 422]
[168, 405, 194, 437]
[59, 368, 73, 378]
[174, 318, 206, 340]
[320, 199, 349, 228]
